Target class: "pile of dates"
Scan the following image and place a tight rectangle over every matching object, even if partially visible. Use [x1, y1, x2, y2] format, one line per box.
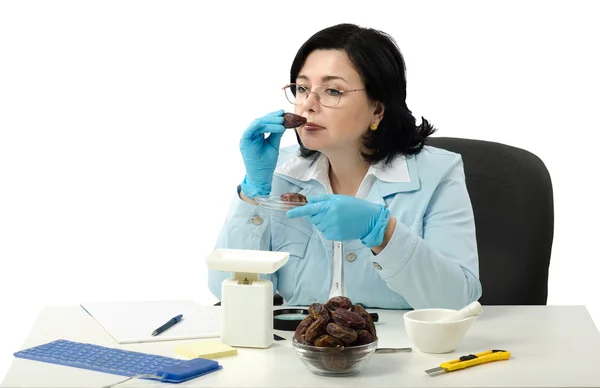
[294, 296, 377, 348]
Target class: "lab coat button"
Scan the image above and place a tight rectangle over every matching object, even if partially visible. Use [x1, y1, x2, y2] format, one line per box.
[251, 216, 263, 226]
[346, 252, 357, 262]
[372, 262, 382, 270]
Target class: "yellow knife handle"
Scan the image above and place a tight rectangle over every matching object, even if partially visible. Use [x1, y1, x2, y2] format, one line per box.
[441, 350, 511, 372]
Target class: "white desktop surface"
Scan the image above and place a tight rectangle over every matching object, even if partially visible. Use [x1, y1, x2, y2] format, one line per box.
[2, 305, 600, 387]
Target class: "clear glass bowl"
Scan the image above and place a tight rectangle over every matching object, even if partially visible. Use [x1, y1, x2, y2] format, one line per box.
[291, 337, 378, 376]
[254, 195, 307, 211]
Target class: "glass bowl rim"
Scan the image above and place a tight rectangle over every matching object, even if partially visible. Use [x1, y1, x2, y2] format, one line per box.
[291, 336, 378, 351]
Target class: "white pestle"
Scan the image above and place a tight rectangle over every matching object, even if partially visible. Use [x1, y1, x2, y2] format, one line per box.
[436, 301, 483, 322]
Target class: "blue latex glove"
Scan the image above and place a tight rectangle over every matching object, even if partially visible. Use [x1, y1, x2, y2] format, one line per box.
[239, 109, 286, 198]
[286, 194, 391, 247]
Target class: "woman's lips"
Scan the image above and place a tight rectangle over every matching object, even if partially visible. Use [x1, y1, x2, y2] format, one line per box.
[303, 122, 326, 131]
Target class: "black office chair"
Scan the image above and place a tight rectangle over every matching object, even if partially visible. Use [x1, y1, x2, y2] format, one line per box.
[425, 137, 554, 305]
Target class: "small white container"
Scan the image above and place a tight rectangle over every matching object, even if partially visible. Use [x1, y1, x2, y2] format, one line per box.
[403, 308, 478, 353]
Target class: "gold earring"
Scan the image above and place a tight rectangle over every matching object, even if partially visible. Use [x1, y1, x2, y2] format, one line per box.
[370, 123, 378, 131]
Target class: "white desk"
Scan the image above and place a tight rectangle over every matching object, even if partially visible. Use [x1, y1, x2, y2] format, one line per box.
[2, 305, 600, 388]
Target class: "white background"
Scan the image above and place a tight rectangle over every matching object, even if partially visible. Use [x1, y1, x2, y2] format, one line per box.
[1, 0, 599, 380]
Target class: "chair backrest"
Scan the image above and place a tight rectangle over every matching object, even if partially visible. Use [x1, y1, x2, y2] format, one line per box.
[425, 137, 554, 305]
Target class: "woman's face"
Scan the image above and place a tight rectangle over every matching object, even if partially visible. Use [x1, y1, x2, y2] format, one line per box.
[293, 49, 382, 156]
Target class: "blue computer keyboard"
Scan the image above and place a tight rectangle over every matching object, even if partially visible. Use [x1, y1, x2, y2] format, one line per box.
[13, 339, 221, 383]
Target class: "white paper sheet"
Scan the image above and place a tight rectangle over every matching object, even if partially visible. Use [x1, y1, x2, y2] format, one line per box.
[80, 300, 221, 344]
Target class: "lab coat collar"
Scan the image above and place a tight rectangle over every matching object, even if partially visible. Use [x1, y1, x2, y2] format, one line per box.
[274, 151, 421, 200]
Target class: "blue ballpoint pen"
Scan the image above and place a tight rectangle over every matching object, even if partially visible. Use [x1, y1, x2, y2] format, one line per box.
[151, 314, 184, 336]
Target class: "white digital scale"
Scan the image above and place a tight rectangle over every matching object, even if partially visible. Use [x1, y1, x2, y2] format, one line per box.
[205, 248, 289, 349]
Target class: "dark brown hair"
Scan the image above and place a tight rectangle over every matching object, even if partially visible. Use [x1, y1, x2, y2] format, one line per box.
[290, 23, 437, 164]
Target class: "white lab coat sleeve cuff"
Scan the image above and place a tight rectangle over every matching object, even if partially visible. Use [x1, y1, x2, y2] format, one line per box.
[209, 185, 275, 300]
[368, 221, 480, 310]
[370, 220, 419, 278]
[366, 156, 482, 310]
[216, 185, 272, 248]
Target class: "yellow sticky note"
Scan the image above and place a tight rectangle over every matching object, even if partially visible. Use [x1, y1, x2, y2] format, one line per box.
[175, 340, 238, 359]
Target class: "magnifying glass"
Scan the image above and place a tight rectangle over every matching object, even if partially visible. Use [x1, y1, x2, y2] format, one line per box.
[273, 308, 379, 331]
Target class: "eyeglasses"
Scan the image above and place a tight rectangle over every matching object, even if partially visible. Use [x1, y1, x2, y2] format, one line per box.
[282, 83, 366, 107]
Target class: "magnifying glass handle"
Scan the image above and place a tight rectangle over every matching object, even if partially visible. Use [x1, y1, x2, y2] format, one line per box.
[375, 347, 412, 353]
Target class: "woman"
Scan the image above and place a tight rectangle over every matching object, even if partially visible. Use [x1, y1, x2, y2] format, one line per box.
[208, 23, 482, 310]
